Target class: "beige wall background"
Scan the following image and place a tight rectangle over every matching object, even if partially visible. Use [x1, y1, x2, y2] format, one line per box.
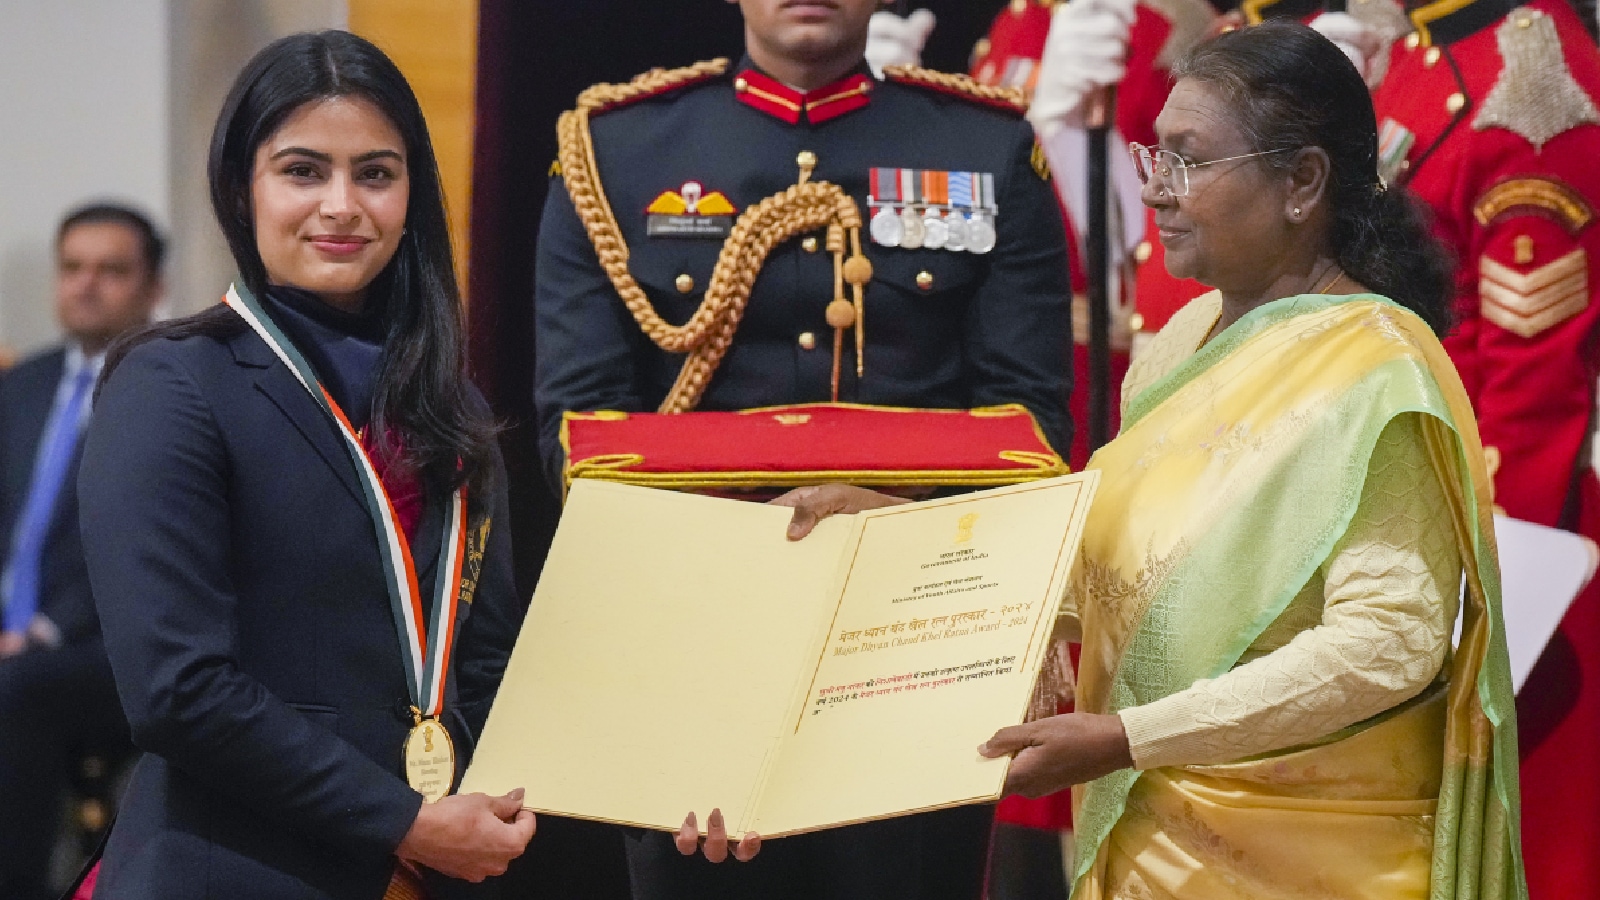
[0, 1, 171, 358]
[166, 0, 347, 317]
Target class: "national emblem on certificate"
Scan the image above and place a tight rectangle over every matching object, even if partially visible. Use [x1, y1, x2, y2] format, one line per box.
[460, 474, 1098, 837]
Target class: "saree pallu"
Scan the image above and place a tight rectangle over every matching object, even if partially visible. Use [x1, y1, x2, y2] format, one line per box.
[1069, 294, 1525, 900]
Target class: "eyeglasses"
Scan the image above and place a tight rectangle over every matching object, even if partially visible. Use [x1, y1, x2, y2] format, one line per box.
[1128, 143, 1295, 198]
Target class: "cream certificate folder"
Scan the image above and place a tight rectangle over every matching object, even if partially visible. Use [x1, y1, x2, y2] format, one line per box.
[460, 473, 1098, 837]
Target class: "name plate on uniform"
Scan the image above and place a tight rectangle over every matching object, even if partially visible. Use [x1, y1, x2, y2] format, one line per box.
[647, 214, 734, 239]
[646, 180, 738, 239]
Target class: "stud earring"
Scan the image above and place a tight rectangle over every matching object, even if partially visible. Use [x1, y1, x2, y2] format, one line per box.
[1293, 207, 1302, 217]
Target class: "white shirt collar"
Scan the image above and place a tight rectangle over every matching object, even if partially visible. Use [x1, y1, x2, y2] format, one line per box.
[64, 342, 105, 382]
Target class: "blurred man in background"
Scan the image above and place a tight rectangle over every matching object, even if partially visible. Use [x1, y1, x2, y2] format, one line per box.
[0, 203, 164, 900]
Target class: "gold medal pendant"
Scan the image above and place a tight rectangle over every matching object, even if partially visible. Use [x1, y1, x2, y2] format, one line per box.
[404, 716, 457, 803]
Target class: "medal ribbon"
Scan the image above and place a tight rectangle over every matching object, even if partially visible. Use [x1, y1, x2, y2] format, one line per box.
[224, 284, 468, 720]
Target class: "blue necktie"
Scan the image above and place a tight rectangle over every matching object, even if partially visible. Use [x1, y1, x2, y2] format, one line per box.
[2, 365, 93, 632]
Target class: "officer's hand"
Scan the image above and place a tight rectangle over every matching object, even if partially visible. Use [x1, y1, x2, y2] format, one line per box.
[397, 789, 537, 882]
[978, 713, 1133, 798]
[675, 809, 761, 862]
[771, 485, 909, 540]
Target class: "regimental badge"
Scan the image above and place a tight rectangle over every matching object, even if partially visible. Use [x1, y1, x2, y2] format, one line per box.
[869, 168, 998, 254]
[1377, 118, 1415, 186]
[646, 180, 738, 238]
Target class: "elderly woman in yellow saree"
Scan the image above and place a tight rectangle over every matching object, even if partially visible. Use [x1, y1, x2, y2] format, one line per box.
[776, 20, 1525, 900]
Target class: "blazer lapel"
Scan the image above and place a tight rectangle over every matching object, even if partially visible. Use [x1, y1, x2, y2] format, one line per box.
[228, 329, 365, 506]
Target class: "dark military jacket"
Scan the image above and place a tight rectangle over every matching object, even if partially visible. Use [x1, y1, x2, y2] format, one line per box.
[534, 55, 1071, 487]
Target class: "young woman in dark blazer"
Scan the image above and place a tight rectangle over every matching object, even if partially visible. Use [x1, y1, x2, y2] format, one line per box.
[78, 31, 535, 899]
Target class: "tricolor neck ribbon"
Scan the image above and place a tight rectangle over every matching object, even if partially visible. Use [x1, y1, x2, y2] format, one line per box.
[224, 283, 468, 720]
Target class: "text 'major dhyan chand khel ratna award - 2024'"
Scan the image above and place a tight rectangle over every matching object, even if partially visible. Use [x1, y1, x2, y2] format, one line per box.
[461, 473, 1097, 836]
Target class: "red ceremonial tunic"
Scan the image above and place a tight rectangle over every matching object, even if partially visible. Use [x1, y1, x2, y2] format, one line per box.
[1374, 1, 1600, 894]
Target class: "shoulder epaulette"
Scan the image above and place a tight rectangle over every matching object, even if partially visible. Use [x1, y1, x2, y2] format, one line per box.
[575, 58, 729, 117]
[1472, 9, 1599, 150]
[882, 64, 1027, 115]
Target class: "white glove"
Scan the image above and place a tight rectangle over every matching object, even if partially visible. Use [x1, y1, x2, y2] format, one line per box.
[1310, 12, 1384, 85]
[1028, 0, 1139, 139]
[864, 9, 937, 77]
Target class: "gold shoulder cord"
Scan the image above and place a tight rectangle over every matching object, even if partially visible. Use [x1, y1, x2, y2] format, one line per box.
[881, 64, 1028, 113]
[557, 58, 873, 413]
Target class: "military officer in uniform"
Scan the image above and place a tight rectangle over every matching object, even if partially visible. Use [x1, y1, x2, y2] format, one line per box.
[533, 1, 1069, 896]
[1370, 1, 1600, 896]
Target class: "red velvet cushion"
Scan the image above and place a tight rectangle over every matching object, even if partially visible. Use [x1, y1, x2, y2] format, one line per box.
[562, 403, 1066, 493]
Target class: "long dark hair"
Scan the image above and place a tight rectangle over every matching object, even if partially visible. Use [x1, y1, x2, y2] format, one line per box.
[109, 30, 496, 496]
[1174, 21, 1454, 335]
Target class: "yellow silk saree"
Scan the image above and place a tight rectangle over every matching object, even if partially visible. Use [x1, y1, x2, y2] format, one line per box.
[1069, 293, 1525, 900]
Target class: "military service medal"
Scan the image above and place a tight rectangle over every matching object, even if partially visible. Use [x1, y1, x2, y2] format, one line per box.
[966, 212, 997, 255]
[870, 205, 904, 247]
[945, 211, 969, 252]
[223, 283, 473, 805]
[869, 168, 997, 254]
[920, 170, 950, 249]
[900, 207, 926, 249]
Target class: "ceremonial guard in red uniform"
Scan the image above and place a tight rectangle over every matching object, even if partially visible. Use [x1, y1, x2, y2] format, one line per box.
[1372, 1, 1600, 895]
[981, 0, 1215, 452]
[1017, 0, 1216, 361]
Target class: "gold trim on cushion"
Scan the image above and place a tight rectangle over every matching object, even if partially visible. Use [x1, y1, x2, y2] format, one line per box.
[559, 403, 1069, 497]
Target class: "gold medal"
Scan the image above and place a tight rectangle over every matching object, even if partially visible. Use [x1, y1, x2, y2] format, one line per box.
[404, 716, 456, 804]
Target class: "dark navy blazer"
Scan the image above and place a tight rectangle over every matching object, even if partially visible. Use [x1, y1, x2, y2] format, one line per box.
[78, 321, 520, 900]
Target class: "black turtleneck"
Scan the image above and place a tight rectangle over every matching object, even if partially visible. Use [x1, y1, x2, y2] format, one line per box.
[259, 285, 386, 430]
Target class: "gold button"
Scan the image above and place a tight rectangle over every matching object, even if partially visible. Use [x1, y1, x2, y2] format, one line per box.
[1133, 240, 1153, 264]
[802, 236, 818, 253]
[1129, 312, 1146, 333]
[1515, 233, 1535, 265]
[1517, 11, 1534, 26]
[797, 150, 817, 169]
[734, 77, 748, 91]
[1405, 32, 1420, 50]
[1446, 92, 1466, 114]
[675, 274, 695, 294]
[798, 332, 817, 350]
[916, 271, 934, 290]
[1424, 47, 1441, 67]
[974, 37, 992, 60]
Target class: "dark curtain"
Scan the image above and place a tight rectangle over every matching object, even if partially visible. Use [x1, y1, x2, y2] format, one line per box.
[466, 2, 1005, 896]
